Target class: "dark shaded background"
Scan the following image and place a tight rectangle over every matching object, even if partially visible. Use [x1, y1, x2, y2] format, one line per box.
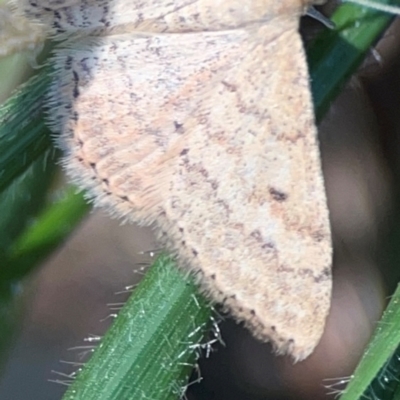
[1, 6, 400, 400]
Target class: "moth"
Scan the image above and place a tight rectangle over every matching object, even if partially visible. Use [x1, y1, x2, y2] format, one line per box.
[16, 0, 332, 361]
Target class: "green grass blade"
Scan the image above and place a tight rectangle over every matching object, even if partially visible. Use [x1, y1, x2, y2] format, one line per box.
[339, 287, 400, 400]
[309, 0, 399, 121]
[4, 186, 90, 281]
[0, 148, 56, 260]
[0, 70, 52, 195]
[62, 254, 212, 400]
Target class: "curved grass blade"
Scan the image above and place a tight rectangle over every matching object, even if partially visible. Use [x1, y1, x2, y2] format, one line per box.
[338, 288, 400, 400]
[0, 71, 52, 195]
[4, 185, 90, 281]
[309, 0, 399, 121]
[61, 254, 213, 400]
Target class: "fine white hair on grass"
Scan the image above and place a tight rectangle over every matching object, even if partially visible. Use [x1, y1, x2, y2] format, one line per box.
[323, 375, 353, 398]
[49, 368, 80, 386]
[99, 313, 118, 322]
[106, 302, 126, 311]
[176, 363, 203, 399]
[47, 344, 97, 387]
[115, 284, 138, 294]
[83, 334, 102, 343]
[59, 360, 85, 367]
[324, 352, 400, 400]
[67, 345, 96, 360]
[209, 314, 224, 345]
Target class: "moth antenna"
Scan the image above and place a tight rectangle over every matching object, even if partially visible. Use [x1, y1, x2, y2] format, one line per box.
[306, 6, 336, 29]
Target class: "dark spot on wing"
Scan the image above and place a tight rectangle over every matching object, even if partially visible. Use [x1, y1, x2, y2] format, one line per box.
[72, 70, 80, 98]
[269, 187, 288, 202]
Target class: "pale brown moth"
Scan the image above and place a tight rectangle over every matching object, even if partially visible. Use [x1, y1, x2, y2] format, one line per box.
[15, 0, 332, 361]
